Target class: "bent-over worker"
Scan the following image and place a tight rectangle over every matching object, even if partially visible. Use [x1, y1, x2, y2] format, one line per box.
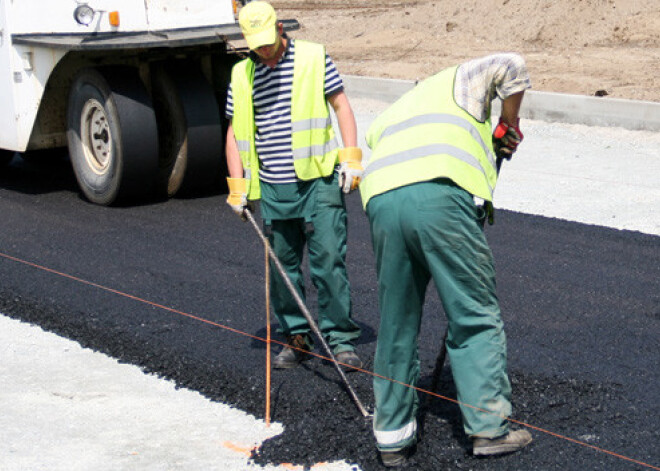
[360, 53, 533, 467]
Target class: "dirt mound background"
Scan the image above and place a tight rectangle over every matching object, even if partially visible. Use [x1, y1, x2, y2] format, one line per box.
[273, 0, 660, 102]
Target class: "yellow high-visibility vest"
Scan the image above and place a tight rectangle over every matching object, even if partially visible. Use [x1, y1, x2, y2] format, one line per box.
[361, 66, 499, 209]
[230, 40, 339, 200]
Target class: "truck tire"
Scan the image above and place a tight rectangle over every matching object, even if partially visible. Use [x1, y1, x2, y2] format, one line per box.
[151, 63, 224, 198]
[67, 67, 159, 205]
[151, 65, 187, 198]
[0, 150, 15, 167]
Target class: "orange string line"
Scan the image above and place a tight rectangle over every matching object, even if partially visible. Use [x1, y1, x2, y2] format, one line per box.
[1, 250, 658, 471]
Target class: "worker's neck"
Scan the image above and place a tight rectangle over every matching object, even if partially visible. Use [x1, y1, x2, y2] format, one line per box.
[260, 37, 287, 69]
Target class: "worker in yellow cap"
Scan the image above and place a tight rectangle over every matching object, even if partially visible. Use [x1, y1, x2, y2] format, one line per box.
[225, 1, 363, 370]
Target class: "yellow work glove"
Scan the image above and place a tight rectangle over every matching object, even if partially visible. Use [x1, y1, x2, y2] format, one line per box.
[337, 147, 363, 194]
[226, 177, 249, 218]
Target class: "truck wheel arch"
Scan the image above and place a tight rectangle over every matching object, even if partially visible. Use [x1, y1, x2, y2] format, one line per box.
[0, 150, 15, 168]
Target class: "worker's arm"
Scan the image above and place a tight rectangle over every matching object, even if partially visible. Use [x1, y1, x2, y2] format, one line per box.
[328, 90, 358, 148]
[328, 90, 363, 193]
[225, 121, 249, 217]
[455, 54, 530, 158]
[500, 91, 525, 126]
[225, 122, 244, 178]
[455, 53, 531, 123]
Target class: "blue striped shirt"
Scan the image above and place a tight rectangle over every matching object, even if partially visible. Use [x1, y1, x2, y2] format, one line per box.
[226, 39, 344, 183]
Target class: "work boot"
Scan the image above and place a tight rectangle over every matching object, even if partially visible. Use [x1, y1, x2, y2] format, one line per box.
[335, 350, 363, 371]
[273, 334, 311, 369]
[473, 429, 533, 456]
[379, 450, 407, 468]
[379, 444, 415, 468]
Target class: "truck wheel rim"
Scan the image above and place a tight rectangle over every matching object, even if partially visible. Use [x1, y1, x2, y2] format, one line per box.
[80, 99, 112, 174]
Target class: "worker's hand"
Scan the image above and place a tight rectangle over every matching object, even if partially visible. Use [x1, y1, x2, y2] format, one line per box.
[337, 147, 363, 193]
[492, 117, 524, 159]
[226, 177, 249, 219]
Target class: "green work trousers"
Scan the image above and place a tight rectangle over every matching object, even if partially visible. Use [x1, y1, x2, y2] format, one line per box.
[265, 174, 361, 354]
[366, 179, 511, 451]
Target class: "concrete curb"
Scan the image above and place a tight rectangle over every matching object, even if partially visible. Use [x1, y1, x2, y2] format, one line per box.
[343, 75, 660, 132]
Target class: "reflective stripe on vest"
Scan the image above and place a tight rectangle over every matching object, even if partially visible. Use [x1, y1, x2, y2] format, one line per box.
[373, 113, 496, 170]
[361, 66, 497, 209]
[291, 116, 339, 161]
[236, 140, 251, 152]
[231, 40, 338, 200]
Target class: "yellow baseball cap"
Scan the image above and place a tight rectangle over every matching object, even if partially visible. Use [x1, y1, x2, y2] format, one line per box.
[238, 1, 278, 50]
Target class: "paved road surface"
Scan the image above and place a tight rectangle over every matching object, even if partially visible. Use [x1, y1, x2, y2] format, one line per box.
[0, 97, 658, 470]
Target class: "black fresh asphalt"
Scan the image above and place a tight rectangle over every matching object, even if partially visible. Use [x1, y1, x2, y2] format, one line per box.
[1, 156, 658, 470]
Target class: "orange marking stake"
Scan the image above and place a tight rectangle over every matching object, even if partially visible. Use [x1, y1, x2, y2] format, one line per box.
[222, 441, 254, 457]
[265, 245, 272, 427]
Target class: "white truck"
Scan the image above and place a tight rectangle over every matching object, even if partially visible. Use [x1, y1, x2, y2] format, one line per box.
[0, 0, 296, 204]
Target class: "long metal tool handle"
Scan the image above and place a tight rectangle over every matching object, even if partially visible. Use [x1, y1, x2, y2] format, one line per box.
[244, 209, 371, 418]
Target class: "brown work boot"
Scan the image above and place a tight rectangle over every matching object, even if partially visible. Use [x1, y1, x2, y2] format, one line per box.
[473, 429, 533, 456]
[273, 334, 311, 369]
[379, 450, 407, 468]
[378, 444, 416, 468]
